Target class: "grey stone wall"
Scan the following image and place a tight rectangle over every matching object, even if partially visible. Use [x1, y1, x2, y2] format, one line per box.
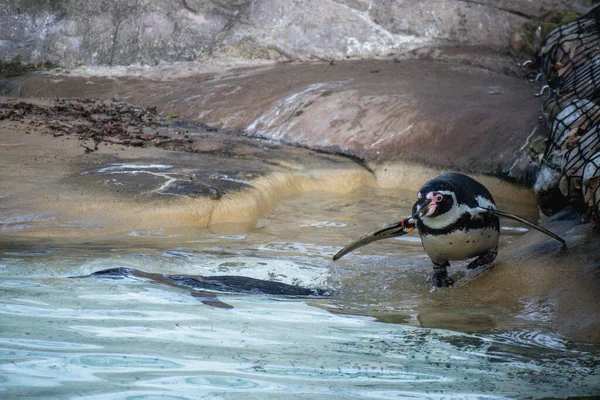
[0, 0, 590, 67]
[1, 0, 240, 66]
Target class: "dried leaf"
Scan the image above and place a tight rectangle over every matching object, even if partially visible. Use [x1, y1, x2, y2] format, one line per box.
[138, 134, 156, 141]
[557, 66, 569, 77]
[562, 127, 583, 151]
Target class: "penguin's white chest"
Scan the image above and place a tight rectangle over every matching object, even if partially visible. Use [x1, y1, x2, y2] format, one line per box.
[420, 228, 499, 264]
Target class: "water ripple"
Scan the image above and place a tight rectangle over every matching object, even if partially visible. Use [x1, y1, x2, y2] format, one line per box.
[0, 303, 204, 321]
[0, 338, 103, 350]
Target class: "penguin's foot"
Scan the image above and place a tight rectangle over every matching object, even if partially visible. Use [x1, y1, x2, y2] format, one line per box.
[466, 250, 497, 270]
[432, 272, 454, 287]
[432, 263, 454, 287]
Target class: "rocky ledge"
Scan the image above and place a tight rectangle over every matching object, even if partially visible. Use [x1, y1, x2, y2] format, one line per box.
[7, 59, 548, 183]
[0, 96, 375, 235]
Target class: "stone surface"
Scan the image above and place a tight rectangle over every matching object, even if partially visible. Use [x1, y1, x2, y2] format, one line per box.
[9, 59, 546, 181]
[0, 0, 590, 68]
[494, 209, 600, 344]
[0, 0, 233, 66]
[0, 96, 374, 235]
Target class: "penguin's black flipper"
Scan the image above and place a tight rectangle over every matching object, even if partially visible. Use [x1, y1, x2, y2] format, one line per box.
[333, 217, 416, 261]
[480, 207, 566, 246]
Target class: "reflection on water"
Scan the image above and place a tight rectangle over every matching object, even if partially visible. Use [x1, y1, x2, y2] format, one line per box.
[1, 189, 599, 398]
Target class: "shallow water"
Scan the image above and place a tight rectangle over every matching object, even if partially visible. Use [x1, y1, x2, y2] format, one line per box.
[1, 188, 599, 399]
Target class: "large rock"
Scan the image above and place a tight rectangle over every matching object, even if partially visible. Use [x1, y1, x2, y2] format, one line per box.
[0, 0, 586, 67]
[11, 59, 546, 180]
[0, 96, 374, 234]
[0, 0, 234, 66]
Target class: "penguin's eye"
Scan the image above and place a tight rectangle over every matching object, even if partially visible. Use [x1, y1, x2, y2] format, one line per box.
[433, 193, 444, 203]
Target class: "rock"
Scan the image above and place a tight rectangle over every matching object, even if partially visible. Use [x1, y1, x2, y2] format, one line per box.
[534, 165, 569, 215]
[573, 55, 600, 99]
[0, 96, 374, 235]
[563, 125, 600, 181]
[582, 151, 600, 221]
[0, 0, 582, 68]
[0, 1, 232, 67]
[510, 31, 527, 53]
[10, 59, 545, 181]
[535, 99, 600, 213]
[502, 211, 600, 343]
[543, 99, 600, 176]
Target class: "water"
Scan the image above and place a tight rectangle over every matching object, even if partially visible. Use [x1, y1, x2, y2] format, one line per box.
[1, 189, 599, 399]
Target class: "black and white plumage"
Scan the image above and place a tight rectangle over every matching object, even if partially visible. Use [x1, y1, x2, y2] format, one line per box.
[333, 173, 565, 287]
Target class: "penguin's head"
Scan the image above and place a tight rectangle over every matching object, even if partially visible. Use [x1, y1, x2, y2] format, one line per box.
[413, 190, 456, 219]
[411, 174, 500, 228]
[411, 176, 470, 230]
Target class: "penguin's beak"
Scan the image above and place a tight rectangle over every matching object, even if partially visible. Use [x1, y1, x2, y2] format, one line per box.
[415, 198, 433, 218]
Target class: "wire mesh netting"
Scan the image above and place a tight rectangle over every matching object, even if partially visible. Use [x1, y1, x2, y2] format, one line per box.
[538, 6, 600, 221]
[539, 7, 600, 93]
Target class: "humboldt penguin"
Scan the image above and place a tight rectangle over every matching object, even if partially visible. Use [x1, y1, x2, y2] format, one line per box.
[333, 173, 565, 287]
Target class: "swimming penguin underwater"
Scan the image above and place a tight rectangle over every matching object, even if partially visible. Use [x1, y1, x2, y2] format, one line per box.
[333, 173, 566, 287]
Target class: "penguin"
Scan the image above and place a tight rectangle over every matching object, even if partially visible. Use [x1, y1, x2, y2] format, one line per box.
[333, 173, 565, 287]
